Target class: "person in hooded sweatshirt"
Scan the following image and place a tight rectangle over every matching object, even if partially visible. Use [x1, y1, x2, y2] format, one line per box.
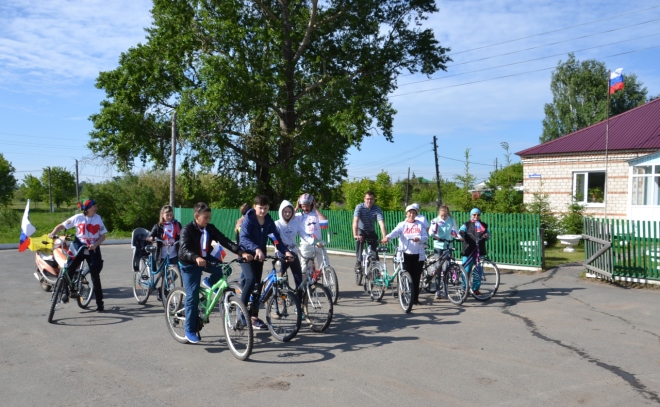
[275, 200, 303, 289]
[239, 195, 293, 330]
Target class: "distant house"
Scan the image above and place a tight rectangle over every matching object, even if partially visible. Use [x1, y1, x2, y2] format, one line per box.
[516, 98, 660, 221]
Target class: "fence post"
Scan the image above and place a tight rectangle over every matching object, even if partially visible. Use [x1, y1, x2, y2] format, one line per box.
[539, 228, 546, 270]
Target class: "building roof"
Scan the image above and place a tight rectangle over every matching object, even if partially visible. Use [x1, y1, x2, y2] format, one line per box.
[516, 98, 660, 157]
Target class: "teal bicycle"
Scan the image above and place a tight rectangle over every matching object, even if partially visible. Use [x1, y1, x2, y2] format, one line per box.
[165, 258, 253, 361]
[365, 246, 414, 313]
[133, 238, 181, 307]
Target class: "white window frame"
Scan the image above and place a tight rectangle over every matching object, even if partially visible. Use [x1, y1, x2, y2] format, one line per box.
[631, 164, 660, 206]
[572, 170, 606, 207]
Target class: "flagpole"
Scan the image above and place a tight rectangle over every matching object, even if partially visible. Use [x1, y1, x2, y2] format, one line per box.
[604, 70, 610, 223]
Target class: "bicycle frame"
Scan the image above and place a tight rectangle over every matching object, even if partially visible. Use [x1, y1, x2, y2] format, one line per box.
[371, 247, 403, 292]
[142, 240, 176, 290]
[197, 261, 239, 325]
[51, 245, 89, 298]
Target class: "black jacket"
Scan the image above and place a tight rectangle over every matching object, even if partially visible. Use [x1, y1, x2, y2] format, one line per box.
[459, 220, 489, 257]
[178, 221, 241, 266]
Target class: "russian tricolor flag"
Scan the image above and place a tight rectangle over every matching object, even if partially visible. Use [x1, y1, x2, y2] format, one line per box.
[475, 221, 486, 234]
[268, 233, 280, 246]
[320, 220, 329, 230]
[609, 68, 624, 95]
[450, 228, 458, 237]
[210, 243, 226, 260]
[18, 200, 36, 252]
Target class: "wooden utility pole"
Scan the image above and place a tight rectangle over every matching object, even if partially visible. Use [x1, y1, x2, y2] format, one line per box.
[433, 135, 442, 209]
[405, 167, 410, 206]
[170, 112, 177, 207]
[48, 167, 53, 213]
[75, 159, 80, 204]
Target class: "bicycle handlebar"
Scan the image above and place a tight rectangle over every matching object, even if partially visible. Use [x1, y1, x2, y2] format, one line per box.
[205, 257, 245, 269]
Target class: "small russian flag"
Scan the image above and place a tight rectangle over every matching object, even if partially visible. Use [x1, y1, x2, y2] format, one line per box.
[18, 200, 36, 252]
[609, 68, 624, 95]
[451, 229, 458, 237]
[475, 221, 486, 234]
[320, 220, 329, 230]
[210, 244, 226, 260]
[268, 233, 280, 246]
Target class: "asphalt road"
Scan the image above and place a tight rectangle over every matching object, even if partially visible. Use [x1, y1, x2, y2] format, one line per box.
[1, 245, 659, 406]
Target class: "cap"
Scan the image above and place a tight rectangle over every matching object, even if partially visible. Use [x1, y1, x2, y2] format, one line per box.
[470, 208, 481, 215]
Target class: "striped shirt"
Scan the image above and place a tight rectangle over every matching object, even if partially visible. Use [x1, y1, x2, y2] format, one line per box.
[353, 203, 384, 232]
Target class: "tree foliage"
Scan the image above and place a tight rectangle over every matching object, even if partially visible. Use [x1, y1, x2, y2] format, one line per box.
[0, 154, 17, 207]
[89, 0, 450, 205]
[540, 53, 647, 143]
[525, 181, 559, 245]
[341, 171, 403, 211]
[451, 148, 476, 212]
[22, 174, 45, 207]
[40, 167, 76, 208]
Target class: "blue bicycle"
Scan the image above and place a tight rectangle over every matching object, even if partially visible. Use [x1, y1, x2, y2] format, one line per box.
[133, 238, 181, 307]
[230, 255, 302, 342]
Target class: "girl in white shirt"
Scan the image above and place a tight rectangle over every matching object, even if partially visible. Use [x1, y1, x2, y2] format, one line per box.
[381, 205, 428, 307]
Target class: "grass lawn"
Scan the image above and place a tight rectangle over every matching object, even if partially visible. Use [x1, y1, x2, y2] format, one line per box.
[544, 242, 585, 269]
[0, 203, 131, 244]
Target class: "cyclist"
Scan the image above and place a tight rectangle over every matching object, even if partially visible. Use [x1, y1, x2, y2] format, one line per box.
[352, 190, 387, 272]
[381, 204, 428, 307]
[178, 202, 244, 344]
[458, 208, 490, 296]
[240, 195, 294, 331]
[48, 198, 107, 312]
[146, 205, 182, 301]
[275, 199, 303, 289]
[429, 204, 459, 299]
[295, 193, 328, 271]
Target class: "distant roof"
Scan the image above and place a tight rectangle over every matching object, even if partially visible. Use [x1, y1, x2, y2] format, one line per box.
[516, 98, 660, 157]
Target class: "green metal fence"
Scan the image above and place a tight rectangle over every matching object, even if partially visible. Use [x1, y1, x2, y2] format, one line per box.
[604, 218, 660, 281]
[174, 208, 543, 268]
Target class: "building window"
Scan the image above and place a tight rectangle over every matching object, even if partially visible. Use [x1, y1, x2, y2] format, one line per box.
[573, 171, 606, 204]
[631, 165, 660, 206]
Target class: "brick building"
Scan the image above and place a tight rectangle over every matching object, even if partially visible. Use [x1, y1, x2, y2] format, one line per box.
[516, 98, 660, 221]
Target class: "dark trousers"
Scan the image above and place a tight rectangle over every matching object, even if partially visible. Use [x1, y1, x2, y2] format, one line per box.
[180, 258, 225, 334]
[403, 253, 423, 304]
[240, 261, 265, 318]
[279, 256, 303, 290]
[355, 230, 379, 265]
[66, 239, 104, 307]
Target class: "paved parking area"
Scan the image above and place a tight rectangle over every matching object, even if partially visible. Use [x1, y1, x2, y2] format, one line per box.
[1, 245, 659, 406]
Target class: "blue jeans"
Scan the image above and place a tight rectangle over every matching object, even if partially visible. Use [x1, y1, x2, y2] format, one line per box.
[239, 261, 264, 318]
[179, 258, 225, 334]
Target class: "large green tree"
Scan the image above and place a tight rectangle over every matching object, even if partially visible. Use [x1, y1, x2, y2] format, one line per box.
[22, 174, 45, 207]
[40, 167, 76, 208]
[540, 53, 647, 143]
[89, 0, 450, 204]
[0, 154, 17, 206]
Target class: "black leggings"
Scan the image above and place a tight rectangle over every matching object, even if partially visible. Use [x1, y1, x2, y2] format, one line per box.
[66, 244, 104, 307]
[355, 230, 380, 264]
[403, 253, 423, 304]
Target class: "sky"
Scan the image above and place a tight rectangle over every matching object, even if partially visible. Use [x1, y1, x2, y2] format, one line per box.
[1, 0, 660, 187]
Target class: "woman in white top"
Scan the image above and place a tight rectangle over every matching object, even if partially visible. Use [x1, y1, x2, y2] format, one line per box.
[381, 204, 428, 307]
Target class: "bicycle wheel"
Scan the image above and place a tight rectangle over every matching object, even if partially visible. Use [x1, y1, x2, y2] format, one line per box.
[366, 263, 385, 301]
[161, 264, 181, 308]
[444, 263, 468, 306]
[223, 294, 253, 361]
[471, 259, 500, 301]
[421, 260, 438, 293]
[303, 283, 333, 332]
[48, 277, 64, 323]
[397, 271, 413, 313]
[266, 288, 302, 342]
[165, 288, 188, 343]
[133, 257, 151, 305]
[76, 266, 94, 309]
[323, 266, 339, 304]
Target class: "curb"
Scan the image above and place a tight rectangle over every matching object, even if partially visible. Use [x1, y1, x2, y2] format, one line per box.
[0, 239, 132, 251]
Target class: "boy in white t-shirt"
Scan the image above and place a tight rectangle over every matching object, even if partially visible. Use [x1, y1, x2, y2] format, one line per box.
[49, 199, 107, 312]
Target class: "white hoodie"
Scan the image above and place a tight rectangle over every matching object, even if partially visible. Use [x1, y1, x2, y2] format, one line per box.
[275, 200, 300, 254]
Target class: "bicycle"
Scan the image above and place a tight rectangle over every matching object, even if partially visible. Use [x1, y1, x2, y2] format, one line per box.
[463, 232, 500, 301]
[365, 246, 414, 313]
[301, 243, 339, 304]
[354, 237, 379, 288]
[133, 238, 181, 307]
[229, 255, 302, 342]
[165, 258, 253, 361]
[294, 258, 334, 332]
[47, 239, 94, 323]
[420, 238, 469, 305]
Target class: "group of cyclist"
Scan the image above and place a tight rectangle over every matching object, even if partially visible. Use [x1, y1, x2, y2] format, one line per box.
[46, 189, 489, 342]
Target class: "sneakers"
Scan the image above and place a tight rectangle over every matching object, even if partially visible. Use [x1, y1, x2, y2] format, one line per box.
[251, 318, 268, 330]
[435, 290, 446, 299]
[185, 331, 200, 343]
[473, 290, 482, 296]
[201, 278, 218, 293]
[97, 304, 105, 312]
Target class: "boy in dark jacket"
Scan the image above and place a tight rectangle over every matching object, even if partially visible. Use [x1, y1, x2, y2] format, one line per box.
[178, 202, 244, 344]
[239, 195, 293, 330]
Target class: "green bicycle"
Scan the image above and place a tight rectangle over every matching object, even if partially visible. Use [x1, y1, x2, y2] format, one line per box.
[165, 258, 253, 361]
[365, 246, 414, 313]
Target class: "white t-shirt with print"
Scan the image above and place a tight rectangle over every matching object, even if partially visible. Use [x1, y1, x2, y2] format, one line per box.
[296, 210, 322, 245]
[62, 213, 107, 246]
